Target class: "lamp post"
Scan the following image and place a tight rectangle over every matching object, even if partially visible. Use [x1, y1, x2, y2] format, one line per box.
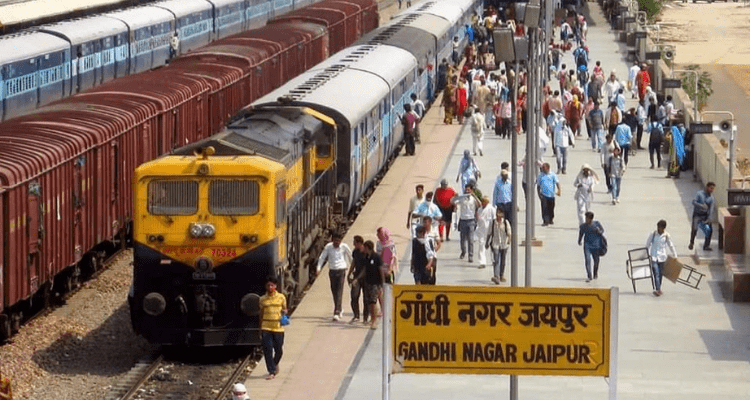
[670, 69, 699, 122]
[702, 111, 736, 188]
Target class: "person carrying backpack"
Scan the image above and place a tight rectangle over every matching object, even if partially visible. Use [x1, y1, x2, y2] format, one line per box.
[648, 118, 664, 169]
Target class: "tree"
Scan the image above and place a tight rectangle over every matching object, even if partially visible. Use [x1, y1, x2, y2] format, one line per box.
[679, 65, 713, 111]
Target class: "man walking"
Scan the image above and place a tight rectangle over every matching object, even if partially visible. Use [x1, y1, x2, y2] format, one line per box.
[399, 103, 420, 155]
[406, 184, 425, 235]
[410, 93, 425, 143]
[259, 276, 287, 380]
[689, 182, 716, 251]
[470, 107, 485, 156]
[412, 226, 437, 284]
[434, 179, 456, 241]
[646, 220, 678, 297]
[316, 232, 353, 321]
[452, 183, 481, 262]
[537, 163, 561, 226]
[614, 119, 633, 165]
[346, 236, 368, 324]
[475, 197, 496, 269]
[578, 212, 605, 282]
[492, 169, 513, 224]
[486, 208, 511, 284]
[554, 118, 575, 174]
[587, 101, 605, 151]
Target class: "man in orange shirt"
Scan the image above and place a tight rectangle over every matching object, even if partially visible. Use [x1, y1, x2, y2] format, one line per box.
[434, 179, 457, 241]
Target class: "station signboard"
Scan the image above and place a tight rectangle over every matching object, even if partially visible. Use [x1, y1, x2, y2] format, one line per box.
[645, 51, 661, 60]
[392, 285, 611, 377]
[662, 79, 682, 89]
[634, 31, 647, 39]
[728, 189, 750, 206]
[624, 16, 635, 23]
[690, 122, 714, 134]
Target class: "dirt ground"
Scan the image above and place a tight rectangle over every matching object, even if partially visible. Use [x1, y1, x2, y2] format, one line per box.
[658, 1, 750, 168]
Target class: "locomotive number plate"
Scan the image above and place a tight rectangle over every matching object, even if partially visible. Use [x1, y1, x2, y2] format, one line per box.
[192, 271, 217, 280]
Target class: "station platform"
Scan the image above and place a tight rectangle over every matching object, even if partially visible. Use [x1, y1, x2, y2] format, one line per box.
[243, 3, 750, 399]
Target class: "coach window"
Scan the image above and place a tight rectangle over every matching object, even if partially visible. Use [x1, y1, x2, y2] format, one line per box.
[148, 180, 198, 215]
[275, 184, 286, 227]
[209, 180, 259, 215]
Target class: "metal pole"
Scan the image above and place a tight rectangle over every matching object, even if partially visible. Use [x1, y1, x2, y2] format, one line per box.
[524, 31, 536, 289]
[510, 59, 520, 400]
[608, 287, 619, 400]
[511, 60, 520, 288]
[382, 284, 391, 400]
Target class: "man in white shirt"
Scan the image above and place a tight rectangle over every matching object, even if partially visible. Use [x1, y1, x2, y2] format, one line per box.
[451, 183, 481, 263]
[554, 117, 575, 175]
[645, 220, 678, 297]
[406, 184, 425, 236]
[317, 232, 353, 320]
[412, 192, 442, 238]
[475, 197, 496, 269]
[628, 62, 640, 99]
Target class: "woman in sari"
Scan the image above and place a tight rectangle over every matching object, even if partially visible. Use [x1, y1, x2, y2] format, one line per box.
[441, 76, 457, 124]
[666, 125, 685, 178]
[376, 227, 398, 284]
[456, 150, 481, 189]
[456, 78, 468, 124]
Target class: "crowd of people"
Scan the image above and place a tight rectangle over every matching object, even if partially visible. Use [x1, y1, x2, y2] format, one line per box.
[306, 3, 712, 356]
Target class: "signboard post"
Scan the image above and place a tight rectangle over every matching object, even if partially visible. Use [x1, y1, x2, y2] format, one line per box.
[386, 286, 618, 397]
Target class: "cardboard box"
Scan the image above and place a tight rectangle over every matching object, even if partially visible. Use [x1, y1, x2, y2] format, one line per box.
[663, 256, 683, 283]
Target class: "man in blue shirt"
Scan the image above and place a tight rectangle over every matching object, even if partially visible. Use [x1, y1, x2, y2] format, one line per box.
[689, 182, 715, 251]
[614, 120, 633, 166]
[536, 163, 561, 226]
[492, 169, 513, 224]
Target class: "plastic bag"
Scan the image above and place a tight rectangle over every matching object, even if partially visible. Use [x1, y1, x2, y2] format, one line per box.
[698, 221, 711, 237]
[280, 315, 290, 326]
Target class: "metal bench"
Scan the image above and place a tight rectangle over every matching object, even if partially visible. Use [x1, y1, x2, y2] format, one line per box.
[626, 247, 653, 293]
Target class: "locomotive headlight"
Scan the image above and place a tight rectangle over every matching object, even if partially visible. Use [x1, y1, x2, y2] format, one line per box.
[189, 224, 203, 238]
[143, 292, 166, 316]
[201, 224, 216, 238]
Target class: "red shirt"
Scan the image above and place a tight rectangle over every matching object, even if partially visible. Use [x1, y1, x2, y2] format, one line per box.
[434, 187, 457, 209]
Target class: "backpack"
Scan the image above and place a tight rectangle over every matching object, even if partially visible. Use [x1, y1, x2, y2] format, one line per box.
[649, 122, 664, 142]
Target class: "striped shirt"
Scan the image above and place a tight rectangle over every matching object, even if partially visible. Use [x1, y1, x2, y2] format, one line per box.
[260, 291, 287, 333]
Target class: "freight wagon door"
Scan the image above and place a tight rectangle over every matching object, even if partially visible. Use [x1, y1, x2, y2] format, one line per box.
[73, 158, 85, 262]
[27, 183, 41, 292]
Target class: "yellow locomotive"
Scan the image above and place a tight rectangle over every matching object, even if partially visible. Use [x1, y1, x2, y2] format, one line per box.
[129, 106, 338, 346]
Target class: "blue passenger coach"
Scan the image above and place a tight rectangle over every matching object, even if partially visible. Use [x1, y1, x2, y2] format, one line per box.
[0, 0, 326, 122]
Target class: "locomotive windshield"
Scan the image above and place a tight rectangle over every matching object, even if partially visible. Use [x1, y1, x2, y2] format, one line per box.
[148, 180, 198, 215]
[209, 180, 260, 215]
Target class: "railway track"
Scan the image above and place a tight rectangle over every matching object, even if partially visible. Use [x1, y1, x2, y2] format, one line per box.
[110, 349, 257, 400]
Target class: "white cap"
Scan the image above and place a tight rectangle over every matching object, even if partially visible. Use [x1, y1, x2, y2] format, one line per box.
[232, 383, 248, 399]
